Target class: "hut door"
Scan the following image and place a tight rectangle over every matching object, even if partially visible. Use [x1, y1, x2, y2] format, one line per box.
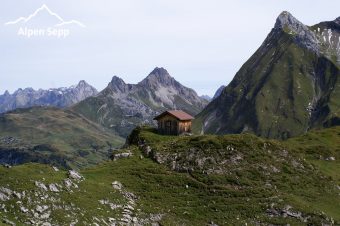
[174, 122, 178, 135]
[165, 120, 172, 135]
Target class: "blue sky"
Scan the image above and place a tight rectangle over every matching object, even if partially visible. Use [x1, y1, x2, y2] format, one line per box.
[1, 0, 339, 96]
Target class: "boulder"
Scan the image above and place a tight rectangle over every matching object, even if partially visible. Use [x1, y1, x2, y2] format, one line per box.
[112, 181, 123, 190]
[112, 152, 132, 161]
[20, 206, 29, 213]
[68, 170, 83, 181]
[49, 184, 59, 193]
[2, 219, 16, 226]
[35, 181, 48, 191]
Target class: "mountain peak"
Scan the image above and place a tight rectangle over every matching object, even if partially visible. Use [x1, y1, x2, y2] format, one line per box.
[24, 87, 35, 92]
[275, 11, 302, 30]
[273, 11, 319, 53]
[76, 80, 89, 87]
[108, 76, 129, 93]
[140, 67, 175, 87]
[3, 90, 10, 96]
[335, 16, 340, 24]
[75, 80, 98, 94]
[150, 67, 170, 76]
[111, 75, 125, 84]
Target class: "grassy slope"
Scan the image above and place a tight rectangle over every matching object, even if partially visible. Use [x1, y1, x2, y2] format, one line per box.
[0, 107, 124, 169]
[195, 28, 340, 140]
[71, 94, 138, 138]
[284, 126, 340, 220]
[0, 127, 339, 225]
[129, 127, 340, 224]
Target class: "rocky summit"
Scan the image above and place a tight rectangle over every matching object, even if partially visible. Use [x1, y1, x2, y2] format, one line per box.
[0, 80, 98, 113]
[72, 67, 208, 137]
[274, 11, 319, 53]
[195, 12, 340, 139]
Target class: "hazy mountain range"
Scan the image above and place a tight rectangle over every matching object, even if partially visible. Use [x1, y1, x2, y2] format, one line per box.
[0, 80, 98, 113]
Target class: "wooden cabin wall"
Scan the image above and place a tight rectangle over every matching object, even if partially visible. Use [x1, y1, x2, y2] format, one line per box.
[156, 115, 192, 135]
[157, 115, 179, 135]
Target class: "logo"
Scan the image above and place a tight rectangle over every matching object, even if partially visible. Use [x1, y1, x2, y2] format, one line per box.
[4, 4, 86, 38]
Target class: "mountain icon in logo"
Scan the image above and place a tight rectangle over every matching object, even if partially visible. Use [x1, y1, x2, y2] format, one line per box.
[4, 4, 86, 28]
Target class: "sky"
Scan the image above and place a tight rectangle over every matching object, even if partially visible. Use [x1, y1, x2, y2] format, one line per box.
[0, 0, 339, 96]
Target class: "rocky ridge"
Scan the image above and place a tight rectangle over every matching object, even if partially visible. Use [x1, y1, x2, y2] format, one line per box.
[0, 81, 98, 113]
[72, 67, 208, 137]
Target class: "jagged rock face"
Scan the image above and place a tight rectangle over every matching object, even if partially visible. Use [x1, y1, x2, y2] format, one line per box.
[274, 11, 319, 53]
[108, 76, 133, 93]
[138, 68, 206, 110]
[0, 81, 98, 113]
[273, 11, 340, 65]
[212, 85, 226, 100]
[312, 17, 340, 65]
[72, 67, 208, 137]
[196, 12, 340, 139]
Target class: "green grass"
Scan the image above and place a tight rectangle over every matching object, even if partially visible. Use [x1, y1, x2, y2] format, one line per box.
[0, 126, 339, 225]
[125, 126, 340, 224]
[0, 149, 314, 225]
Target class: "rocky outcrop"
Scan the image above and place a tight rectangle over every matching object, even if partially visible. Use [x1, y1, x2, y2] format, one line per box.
[0, 167, 163, 225]
[274, 11, 319, 53]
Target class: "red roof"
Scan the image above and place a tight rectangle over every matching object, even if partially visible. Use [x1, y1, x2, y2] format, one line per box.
[154, 110, 194, 121]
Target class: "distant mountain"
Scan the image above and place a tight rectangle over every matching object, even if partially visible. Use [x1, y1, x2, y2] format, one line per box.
[200, 95, 212, 101]
[0, 81, 98, 113]
[72, 67, 209, 137]
[212, 85, 226, 100]
[0, 107, 124, 169]
[195, 12, 340, 139]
